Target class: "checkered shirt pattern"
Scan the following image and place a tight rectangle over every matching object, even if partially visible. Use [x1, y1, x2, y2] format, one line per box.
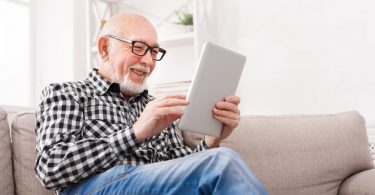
[35, 70, 208, 190]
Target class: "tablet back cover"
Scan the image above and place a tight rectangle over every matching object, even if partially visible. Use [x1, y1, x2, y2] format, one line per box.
[178, 42, 246, 137]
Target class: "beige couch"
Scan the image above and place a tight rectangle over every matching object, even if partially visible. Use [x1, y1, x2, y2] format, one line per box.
[1, 107, 374, 195]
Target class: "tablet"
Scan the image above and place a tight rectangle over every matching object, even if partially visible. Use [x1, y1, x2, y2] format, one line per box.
[177, 42, 246, 137]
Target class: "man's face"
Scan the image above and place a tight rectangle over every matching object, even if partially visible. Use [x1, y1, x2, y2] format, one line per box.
[107, 27, 158, 96]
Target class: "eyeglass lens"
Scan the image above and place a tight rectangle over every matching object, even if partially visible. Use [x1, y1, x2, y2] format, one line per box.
[132, 41, 164, 60]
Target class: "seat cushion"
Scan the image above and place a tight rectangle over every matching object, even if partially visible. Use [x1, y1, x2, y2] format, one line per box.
[338, 169, 375, 195]
[0, 108, 14, 195]
[11, 112, 53, 195]
[221, 111, 374, 195]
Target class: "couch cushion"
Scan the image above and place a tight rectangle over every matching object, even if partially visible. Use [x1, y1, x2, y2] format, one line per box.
[11, 112, 54, 195]
[338, 168, 375, 195]
[221, 111, 374, 195]
[0, 108, 14, 195]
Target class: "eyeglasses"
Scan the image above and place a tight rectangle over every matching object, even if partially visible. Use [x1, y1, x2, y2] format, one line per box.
[106, 34, 166, 61]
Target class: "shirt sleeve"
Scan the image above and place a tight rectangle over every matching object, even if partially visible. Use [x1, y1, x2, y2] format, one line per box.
[166, 122, 209, 159]
[35, 84, 139, 190]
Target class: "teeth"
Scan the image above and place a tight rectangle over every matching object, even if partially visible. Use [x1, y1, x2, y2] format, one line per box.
[132, 68, 144, 75]
[129, 64, 150, 74]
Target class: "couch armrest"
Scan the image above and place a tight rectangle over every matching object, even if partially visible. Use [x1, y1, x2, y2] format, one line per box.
[338, 168, 375, 195]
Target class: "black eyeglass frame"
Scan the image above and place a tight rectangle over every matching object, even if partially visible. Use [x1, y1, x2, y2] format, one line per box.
[106, 34, 166, 61]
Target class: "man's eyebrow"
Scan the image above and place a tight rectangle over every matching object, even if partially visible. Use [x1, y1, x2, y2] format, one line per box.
[137, 39, 160, 47]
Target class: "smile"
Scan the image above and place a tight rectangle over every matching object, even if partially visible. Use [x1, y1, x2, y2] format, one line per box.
[131, 68, 147, 76]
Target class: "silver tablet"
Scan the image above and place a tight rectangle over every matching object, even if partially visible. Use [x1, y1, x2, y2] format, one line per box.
[177, 42, 246, 137]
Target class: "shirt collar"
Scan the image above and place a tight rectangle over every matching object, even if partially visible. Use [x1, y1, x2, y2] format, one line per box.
[87, 69, 114, 95]
[87, 69, 149, 98]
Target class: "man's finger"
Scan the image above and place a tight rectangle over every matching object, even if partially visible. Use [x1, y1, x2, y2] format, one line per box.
[158, 98, 189, 107]
[213, 115, 239, 128]
[156, 107, 184, 119]
[224, 96, 240, 105]
[163, 94, 186, 100]
[213, 108, 239, 120]
[215, 102, 240, 114]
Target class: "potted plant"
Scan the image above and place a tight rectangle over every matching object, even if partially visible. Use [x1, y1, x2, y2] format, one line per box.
[174, 10, 193, 32]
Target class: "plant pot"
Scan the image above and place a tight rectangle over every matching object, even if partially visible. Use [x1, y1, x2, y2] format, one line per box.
[172, 24, 193, 33]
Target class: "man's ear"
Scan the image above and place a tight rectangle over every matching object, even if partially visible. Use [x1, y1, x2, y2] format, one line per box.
[98, 36, 109, 61]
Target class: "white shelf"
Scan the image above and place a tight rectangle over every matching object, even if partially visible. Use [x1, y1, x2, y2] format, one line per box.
[159, 32, 194, 48]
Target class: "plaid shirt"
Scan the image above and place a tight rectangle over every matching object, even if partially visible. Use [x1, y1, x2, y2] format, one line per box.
[35, 70, 208, 190]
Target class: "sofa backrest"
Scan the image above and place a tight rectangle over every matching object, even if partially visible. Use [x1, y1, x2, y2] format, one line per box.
[11, 112, 54, 195]
[220, 111, 374, 195]
[0, 108, 14, 195]
[3, 109, 374, 195]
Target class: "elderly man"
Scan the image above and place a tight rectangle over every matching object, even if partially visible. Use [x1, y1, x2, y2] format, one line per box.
[35, 13, 266, 195]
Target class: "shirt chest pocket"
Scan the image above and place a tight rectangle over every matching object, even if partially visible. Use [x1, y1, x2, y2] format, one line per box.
[84, 104, 126, 124]
[83, 104, 127, 138]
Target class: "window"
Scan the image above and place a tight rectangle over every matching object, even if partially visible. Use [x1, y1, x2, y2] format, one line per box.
[0, 0, 32, 107]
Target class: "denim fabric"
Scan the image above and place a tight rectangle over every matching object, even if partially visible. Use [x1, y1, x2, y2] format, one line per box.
[62, 147, 267, 195]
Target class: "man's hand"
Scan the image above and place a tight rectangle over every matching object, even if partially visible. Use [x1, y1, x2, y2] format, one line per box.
[205, 95, 241, 148]
[133, 94, 189, 141]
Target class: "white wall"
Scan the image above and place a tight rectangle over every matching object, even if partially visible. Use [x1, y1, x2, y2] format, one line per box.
[195, 0, 375, 131]
[34, 0, 73, 102]
[33, 0, 87, 105]
[0, 1, 32, 107]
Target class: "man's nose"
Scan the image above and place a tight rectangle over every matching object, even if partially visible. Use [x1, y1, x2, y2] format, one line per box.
[140, 49, 154, 64]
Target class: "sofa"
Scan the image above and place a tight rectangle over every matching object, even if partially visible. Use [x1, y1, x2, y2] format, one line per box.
[0, 107, 374, 195]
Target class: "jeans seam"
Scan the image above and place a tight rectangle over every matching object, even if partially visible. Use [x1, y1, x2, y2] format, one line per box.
[213, 154, 264, 195]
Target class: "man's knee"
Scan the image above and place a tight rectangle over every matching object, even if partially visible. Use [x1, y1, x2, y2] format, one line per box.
[202, 147, 247, 169]
[210, 147, 242, 160]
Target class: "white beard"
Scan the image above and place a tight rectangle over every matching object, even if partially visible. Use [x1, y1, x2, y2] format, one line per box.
[119, 72, 148, 96]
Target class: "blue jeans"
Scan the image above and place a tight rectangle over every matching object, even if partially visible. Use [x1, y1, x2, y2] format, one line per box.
[62, 147, 267, 195]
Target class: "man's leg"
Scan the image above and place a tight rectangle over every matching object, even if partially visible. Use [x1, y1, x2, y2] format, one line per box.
[62, 147, 267, 195]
